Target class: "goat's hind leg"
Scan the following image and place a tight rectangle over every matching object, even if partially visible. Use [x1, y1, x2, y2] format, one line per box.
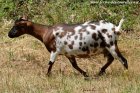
[115, 46, 128, 69]
[67, 56, 89, 77]
[106, 43, 128, 69]
[98, 49, 114, 76]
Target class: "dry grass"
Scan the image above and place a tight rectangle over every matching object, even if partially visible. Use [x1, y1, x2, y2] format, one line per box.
[0, 19, 140, 93]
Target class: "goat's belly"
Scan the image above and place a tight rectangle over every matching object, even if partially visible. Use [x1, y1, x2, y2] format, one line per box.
[63, 47, 104, 58]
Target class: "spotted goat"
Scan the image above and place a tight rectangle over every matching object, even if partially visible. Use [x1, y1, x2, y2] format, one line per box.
[8, 16, 128, 77]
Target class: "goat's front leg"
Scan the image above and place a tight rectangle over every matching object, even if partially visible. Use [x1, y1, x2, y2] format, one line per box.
[67, 56, 89, 77]
[47, 51, 59, 76]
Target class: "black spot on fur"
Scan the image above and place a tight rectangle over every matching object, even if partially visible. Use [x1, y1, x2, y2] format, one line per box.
[100, 41, 106, 47]
[98, 31, 107, 48]
[86, 31, 90, 34]
[74, 35, 78, 40]
[68, 45, 73, 49]
[94, 43, 98, 48]
[112, 28, 115, 31]
[79, 42, 82, 46]
[71, 41, 74, 45]
[114, 31, 121, 35]
[107, 33, 112, 38]
[79, 33, 82, 40]
[102, 29, 107, 33]
[92, 33, 98, 41]
[64, 41, 67, 45]
[90, 44, 94, 47]
[110, 41, 114, 46]
[56, 32, 59, 35]
[82, 46, 89, 52]
[106, 44, 110, 48]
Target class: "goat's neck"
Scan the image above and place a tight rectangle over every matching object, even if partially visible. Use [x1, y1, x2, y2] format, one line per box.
[28, 23, 48, 42]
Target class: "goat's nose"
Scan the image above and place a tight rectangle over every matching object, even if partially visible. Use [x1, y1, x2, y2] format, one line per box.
[8, 30, 15, 38]
[8, 32, 13, 38]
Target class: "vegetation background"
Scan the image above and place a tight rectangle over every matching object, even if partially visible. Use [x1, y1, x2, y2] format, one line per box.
[0, 0, 140, 93]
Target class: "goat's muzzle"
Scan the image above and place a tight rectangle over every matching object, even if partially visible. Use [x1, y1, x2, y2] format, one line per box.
[8, 27, 18, 38]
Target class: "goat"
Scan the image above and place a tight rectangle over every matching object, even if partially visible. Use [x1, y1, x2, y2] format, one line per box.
[8, 16, 128, 77]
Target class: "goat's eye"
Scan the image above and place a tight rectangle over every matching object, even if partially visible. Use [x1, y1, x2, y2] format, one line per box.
[11, 27, 17, 34]
[15, 26, 20, 30]
[16, 26, 24, 30]
[15, 25, 22, 29]
[13, 30, 17, 33]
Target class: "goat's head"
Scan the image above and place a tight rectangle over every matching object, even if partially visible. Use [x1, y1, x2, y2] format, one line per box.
[8, 15, 32, 38]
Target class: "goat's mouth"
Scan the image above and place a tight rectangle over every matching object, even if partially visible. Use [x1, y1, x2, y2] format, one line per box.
[8, 34, 14, 38]
[8, 33, 15, 38]
[8, 34, 20, 38]
[8, 31, 18, 38]
[8, 27, 18, 38]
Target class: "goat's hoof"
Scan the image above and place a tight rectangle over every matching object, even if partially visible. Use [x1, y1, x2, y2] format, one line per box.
[124, 64, 128, 69]
[98, 71, 106, 76]
[84, 74, 89, 77]
[83, 73, 90, 80]
[46, 73, 51, 77]
[84, 76, 92, 81]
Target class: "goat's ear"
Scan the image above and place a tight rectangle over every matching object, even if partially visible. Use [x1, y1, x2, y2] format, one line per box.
[20, 15, 28, 21]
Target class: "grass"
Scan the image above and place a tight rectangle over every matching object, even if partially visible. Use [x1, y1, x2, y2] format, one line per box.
[0, 0, 140, 93]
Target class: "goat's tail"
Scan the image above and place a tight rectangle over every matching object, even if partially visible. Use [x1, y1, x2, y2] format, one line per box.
[115, 17, 125, 33]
